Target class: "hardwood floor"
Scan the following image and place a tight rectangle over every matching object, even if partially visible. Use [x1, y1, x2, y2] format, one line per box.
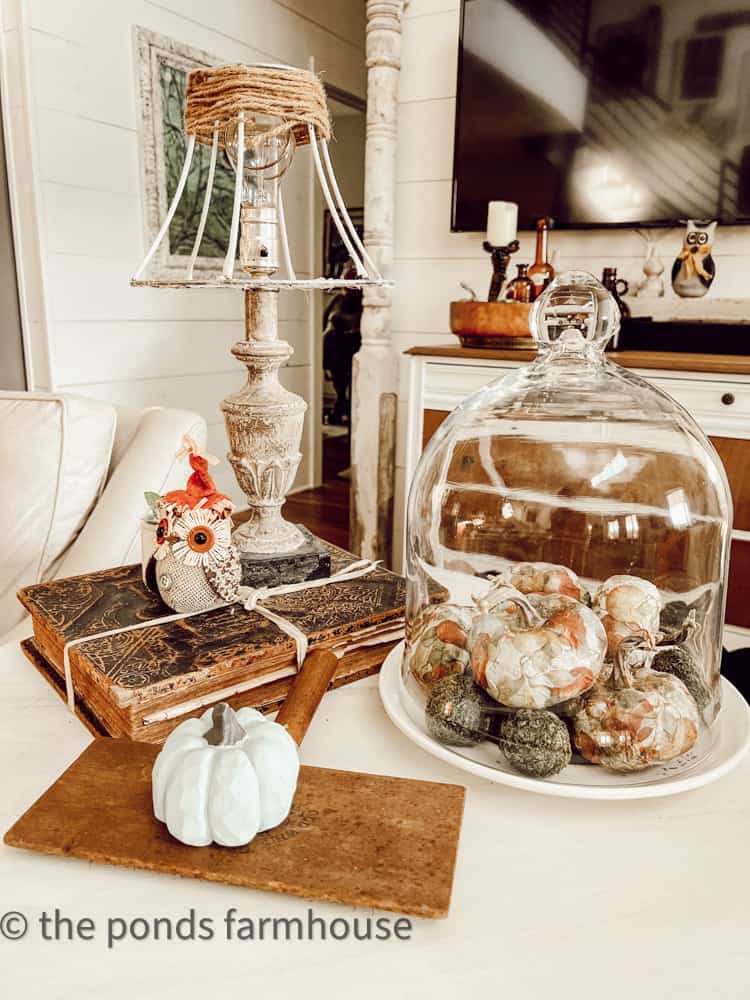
[236, 429, 351, 550]
[283, 476, 350, 549]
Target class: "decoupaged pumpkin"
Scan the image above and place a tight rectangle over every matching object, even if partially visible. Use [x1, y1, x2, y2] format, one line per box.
[470, 586, 607, 709]
[593, 574, 661, 657]
[507, 562, 590, 605]
[407, 603, 474, 689]
[152, 702, 299, 847]
[573, 636, 699, 772]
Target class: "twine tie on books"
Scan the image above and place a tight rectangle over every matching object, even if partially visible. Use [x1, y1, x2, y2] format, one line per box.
[61, 559, 380, 715]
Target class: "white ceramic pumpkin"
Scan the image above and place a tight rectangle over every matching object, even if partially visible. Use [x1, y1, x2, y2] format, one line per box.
[152, 702, 300, 847]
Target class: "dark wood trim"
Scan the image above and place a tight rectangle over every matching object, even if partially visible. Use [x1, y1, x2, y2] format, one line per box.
[710, 437, 750, 532]
[406, 345, 750, 376]
[727, 538, 750, 629]
[423, 409, 448, 449]
[324, 84, 366, 114]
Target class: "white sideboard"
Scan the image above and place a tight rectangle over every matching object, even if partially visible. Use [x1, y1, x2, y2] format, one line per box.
[402, 347, 750, 648]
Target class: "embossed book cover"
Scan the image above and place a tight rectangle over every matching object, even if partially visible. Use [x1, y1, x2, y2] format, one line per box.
[18, 544, 405, 742]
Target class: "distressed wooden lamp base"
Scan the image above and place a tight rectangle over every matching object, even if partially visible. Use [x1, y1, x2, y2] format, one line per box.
[222, 289, 333, 588]
[238, 526, 331, 588]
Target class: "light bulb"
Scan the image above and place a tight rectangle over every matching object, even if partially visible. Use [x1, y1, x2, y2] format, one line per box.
[224, 115, 296, 275]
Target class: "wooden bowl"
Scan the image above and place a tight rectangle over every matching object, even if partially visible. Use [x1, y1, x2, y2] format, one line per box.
[450, 300, 534, 349]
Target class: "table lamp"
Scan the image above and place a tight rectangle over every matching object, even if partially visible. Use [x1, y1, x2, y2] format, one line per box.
[132, 64, 384, 585]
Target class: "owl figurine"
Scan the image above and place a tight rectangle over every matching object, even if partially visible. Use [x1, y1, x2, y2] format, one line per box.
[671, 220, 716, 298]
[150, 436, 241, 614]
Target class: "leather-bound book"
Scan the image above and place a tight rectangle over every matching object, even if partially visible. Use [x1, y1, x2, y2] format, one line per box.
[17, 543, 405, 742]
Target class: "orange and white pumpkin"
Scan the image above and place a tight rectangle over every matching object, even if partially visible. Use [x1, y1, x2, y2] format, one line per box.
[469, 586, 606, 710]
[573, 636, 699, 772]
[407, 603, 474, 689]
[593, 575, 661, 657]
[506, 562, 590, 604]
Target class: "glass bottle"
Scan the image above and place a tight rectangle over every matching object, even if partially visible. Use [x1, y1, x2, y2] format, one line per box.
[504, 263, 534, 303]
[602, 267, 631, 320]
[528, 217, 554, 298]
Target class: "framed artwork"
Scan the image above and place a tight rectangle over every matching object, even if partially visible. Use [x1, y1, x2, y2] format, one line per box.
[134, 27, 236, 279]
[323, 208, 364, 279]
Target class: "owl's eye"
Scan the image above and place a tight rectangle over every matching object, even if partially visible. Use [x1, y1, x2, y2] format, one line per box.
[698, 232, 708, 244]
[687, 232, 698, 244]
[188, 525, 215, 552]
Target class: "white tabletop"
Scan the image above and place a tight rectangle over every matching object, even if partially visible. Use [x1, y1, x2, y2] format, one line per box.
[1, 625, 749, 1000]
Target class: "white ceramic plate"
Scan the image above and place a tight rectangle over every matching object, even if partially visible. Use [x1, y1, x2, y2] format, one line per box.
[379, 642, 750, 800]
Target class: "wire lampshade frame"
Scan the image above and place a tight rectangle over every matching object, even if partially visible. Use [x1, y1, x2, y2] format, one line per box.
[131, 64, 384, 292]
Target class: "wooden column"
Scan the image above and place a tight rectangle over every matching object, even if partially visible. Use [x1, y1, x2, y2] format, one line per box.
[350, 0, 403, 563]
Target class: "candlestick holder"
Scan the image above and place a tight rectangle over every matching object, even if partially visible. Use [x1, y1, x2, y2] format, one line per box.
[483, 239, 519, 302]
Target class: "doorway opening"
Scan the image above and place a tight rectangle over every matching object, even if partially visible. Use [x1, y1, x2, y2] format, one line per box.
[269, 90, 366, 551]
[317, 92, 366, 544]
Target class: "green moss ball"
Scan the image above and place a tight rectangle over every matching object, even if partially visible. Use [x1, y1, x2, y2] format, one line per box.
[426, 674, 493, 747]
[500, 709, 572, 778]
[652, 646, 712, 712]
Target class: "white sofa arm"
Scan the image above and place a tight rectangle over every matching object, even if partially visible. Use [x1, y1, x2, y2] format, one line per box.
[56, 407, 207, 579]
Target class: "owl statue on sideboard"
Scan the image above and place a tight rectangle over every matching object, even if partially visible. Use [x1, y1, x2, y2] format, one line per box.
[671, 220, 717, 298]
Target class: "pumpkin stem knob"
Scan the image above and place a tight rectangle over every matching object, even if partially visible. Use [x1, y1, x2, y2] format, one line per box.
[205, 702, 247, 746]
[613, 633, 651, 690]
[481, 584, 543, 627]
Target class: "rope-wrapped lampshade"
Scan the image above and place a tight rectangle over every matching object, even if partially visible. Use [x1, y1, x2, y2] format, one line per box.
[132, 63, 382, 289]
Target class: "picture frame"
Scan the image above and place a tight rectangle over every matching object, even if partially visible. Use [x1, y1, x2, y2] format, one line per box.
[133, 27, 235, 279]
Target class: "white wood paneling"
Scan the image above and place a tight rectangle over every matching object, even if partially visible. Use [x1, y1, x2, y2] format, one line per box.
[59, 370, 243, 420]
[273, 0, 365, 50]
[142, 0, 366, 95]
[45, 254, 241, 322]
[54, 319, 244, 385]
[36, 109, 139, 194]
[399, 8, 459, 103]
[404, 0, 460, 17]
[42, 185, 142, 258]
[30, 29, 136, 129]
[396, 99, 454, 183]
[53, 318, 311, 385]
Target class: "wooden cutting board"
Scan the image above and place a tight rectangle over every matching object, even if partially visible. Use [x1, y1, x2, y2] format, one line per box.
[4, 739, 465, 919]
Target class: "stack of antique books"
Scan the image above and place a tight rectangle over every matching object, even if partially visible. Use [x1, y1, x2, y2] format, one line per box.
[18, 543, 405, 742]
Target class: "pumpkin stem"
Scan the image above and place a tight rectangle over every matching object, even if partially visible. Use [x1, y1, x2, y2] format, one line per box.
[205, 702, 247, 746]
[613, 634, 650, 690]
[479, 584, 543, 627]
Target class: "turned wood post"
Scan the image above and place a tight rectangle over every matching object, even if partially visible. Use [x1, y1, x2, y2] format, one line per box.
[350, 0, 403, 563]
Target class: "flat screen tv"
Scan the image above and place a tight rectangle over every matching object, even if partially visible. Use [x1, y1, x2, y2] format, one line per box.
[452, 0, 750, 230]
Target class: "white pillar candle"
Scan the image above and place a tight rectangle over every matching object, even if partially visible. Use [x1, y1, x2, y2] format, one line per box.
[486, 201, 518, 246]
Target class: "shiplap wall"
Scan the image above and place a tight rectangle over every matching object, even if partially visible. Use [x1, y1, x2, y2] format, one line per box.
[1, 0, 365, 499]
[391, 0, 750, 566]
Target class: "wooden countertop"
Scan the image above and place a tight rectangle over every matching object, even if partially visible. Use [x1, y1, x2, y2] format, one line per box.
[405, 345, 750, 376]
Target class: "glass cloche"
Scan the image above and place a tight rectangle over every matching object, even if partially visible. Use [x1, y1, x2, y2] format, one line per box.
[403, 272, 733, 786]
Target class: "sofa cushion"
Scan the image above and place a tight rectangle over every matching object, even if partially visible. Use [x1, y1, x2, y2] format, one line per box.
[0, 392, 116, 635]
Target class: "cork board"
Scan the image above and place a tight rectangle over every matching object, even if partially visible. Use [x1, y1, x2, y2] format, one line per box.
[4, 739, 465, 919]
